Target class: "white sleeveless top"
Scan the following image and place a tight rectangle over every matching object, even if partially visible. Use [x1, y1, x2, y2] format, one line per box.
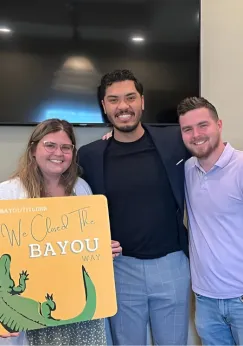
[0, 177, 92, 200]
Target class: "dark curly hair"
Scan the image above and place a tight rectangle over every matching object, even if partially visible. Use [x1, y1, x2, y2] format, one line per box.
[99, 69, 143, 100]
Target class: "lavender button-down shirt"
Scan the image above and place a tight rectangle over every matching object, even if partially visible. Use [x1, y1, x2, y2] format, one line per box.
[185, 143, 243, 299]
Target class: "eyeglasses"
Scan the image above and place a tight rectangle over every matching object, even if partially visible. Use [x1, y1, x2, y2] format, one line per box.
[43, 141, 74, 154]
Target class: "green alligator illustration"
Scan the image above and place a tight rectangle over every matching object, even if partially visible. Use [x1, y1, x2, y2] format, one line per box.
[0, 254, 96, 332]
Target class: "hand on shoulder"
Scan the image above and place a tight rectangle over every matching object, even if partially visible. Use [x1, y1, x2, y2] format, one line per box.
[102, 130, 113, 140]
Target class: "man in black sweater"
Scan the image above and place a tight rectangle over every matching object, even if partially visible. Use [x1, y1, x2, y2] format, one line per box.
[77, 70, 190, 345]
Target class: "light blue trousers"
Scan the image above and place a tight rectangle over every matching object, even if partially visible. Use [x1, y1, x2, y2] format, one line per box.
[195, 294, 243, 345]
[106, 251, 190, 345]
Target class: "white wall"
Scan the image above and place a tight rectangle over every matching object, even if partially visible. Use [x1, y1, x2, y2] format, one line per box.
[0, 1, 242, 344]
[201, 0, 243, 149]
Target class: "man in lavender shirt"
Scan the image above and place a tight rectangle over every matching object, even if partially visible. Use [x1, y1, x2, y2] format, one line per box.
[177, 96, 243, 345]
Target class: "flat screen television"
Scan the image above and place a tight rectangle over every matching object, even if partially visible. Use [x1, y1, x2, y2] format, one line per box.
[0, 0, 200, 126]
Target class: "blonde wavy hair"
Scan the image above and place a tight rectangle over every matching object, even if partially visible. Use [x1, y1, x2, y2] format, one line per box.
[11, 118, 78, 198]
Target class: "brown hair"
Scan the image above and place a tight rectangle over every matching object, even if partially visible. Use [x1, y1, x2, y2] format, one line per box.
[177, 97, 219, 121]
[11, 118, 78, 198]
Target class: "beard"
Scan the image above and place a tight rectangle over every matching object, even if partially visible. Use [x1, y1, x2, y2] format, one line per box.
[188, 135, 221, 159]
[113, 121, 140, 133]
[107, 109, 142, 133]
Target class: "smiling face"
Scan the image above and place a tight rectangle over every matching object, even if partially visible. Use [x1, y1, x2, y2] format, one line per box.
[33, 131, 73, 179]
[179, 107, 223, 159]
[102, 80, 144, 133]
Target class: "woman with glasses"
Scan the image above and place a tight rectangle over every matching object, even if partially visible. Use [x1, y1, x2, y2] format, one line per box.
[0, 118, 121, 345]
